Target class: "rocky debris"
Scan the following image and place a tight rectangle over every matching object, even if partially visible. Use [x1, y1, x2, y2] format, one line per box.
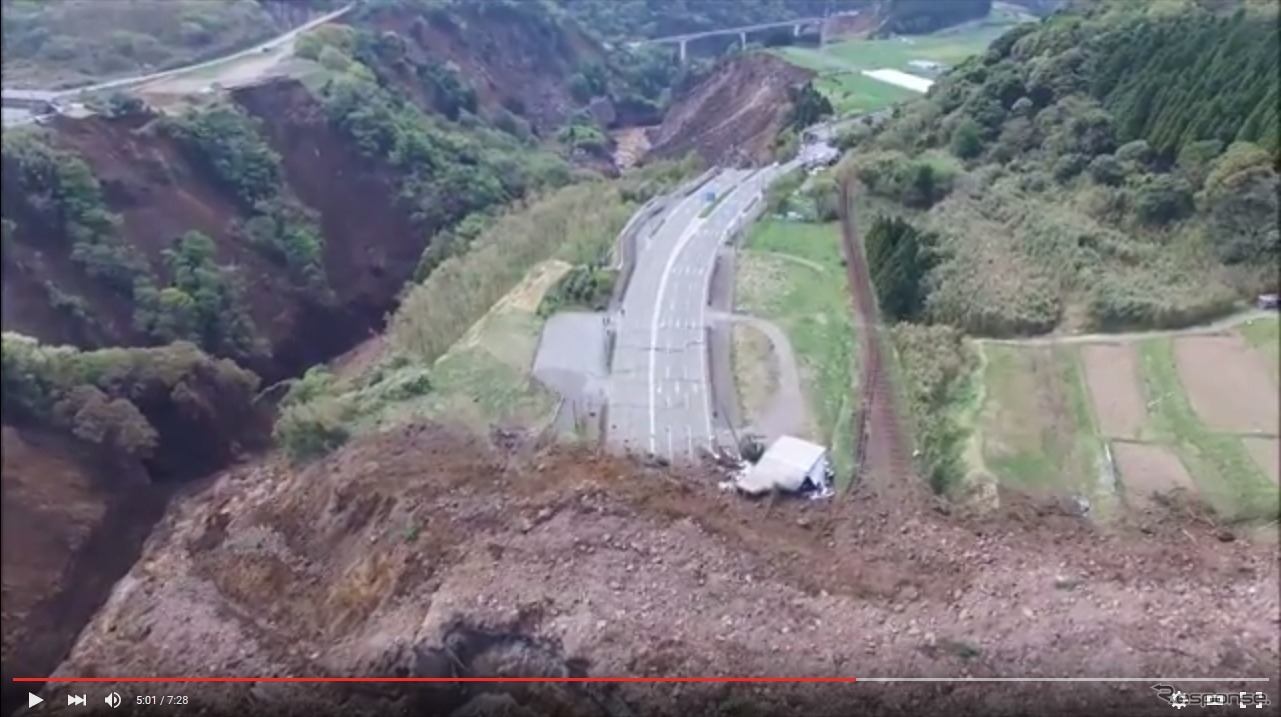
[646, 54, 814, 167]
[36, 423, 1281, 716]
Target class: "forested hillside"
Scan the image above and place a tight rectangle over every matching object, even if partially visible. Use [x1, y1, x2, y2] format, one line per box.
[844, 0, 1278, 339]
[552, 0, 869, 40]
[0, 0, 341, 88]
[880, 0, 993, 34]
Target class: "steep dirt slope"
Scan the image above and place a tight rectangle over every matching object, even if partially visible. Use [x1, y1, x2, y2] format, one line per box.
[0, 426, 162, 717]
[1, 79, 418, 385]
[39, 424, 1280, 716]
[361, 1, 610, 134]
[647, 54, 814, 167]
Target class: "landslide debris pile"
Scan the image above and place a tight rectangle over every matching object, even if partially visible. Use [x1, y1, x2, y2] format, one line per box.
[40, 423, 1280, 716]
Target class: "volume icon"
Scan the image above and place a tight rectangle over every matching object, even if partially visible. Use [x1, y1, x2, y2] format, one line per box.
[104, 693, 122, 709]
[68, 695, 87, 706]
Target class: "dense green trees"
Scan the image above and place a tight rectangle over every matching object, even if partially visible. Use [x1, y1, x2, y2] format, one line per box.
[1089, 10, 1280, 158]
[133, 231, 259, 359]
[864, 215, 937, 322]
[786, 82, 835, 132]
[853, 0, 1279, 335]
[1, 333, 259, 463]
[1, 132, 147, 294]
[881, 0, 993, 35]
[160, 104, 328, 297]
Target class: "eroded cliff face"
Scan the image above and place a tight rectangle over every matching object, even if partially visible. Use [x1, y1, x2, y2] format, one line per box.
[361, 1, 611, 135]
[2, 80, 421, 385]
[0, 426, 162, 717]
[646, 54, 815, 167]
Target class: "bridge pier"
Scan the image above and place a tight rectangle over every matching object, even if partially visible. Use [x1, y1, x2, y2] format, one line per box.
[793, 22, 801, 37]
[679, 39, 687, 63]
[739, 30, 747, 49]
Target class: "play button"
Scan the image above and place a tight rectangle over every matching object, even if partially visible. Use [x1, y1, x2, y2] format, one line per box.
[28, 693, 43, 708]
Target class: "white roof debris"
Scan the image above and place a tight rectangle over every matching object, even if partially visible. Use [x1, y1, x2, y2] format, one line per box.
[734, 435, 829, 496]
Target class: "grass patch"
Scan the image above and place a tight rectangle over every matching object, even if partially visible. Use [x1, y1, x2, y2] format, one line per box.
[735, 219, 856, 480]
[889, 324, 981, 495]
[272, 162, 697, 460]
[1238, 314, 1280, 384]
[773, 19, 1023, 114]
[976, 344, 1100, 496]
[730, 323, 780, 428]
[815, 73, 917, 116]
[1135, 338, 1279, 523]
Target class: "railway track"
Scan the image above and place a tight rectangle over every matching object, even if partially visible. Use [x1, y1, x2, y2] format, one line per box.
[837, 178, 914, 491]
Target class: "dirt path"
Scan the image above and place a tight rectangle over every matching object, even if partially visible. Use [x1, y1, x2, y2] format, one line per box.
[713, 311, 812, 442]
[981, 310, 1273, 347]
[837, 179, 917, 502]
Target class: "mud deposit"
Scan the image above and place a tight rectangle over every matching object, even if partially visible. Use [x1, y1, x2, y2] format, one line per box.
[32, 423, 1281, 717]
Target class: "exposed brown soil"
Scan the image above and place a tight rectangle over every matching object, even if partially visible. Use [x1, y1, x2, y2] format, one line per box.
[32, 424, 1281, 716]
[1242, 436, 1281, 486]
[2, 79, 422, 386]
[0, 426, 165, 716]
[647, 54, 814, 167]
[1111, 441, 1198, 514]
[364, 3, 607, 135]
[1174, 335, 1280, 436]
[1080, 343, 1147, 441]
[822, 11, 880, 41]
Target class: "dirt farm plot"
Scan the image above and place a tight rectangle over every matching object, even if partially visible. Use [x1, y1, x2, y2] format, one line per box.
[1173, 334, 1279, 435]
[1080, 342, 1148, 441]
[1111, 441, 1199, 515]
[1242, 437, 1281, 486]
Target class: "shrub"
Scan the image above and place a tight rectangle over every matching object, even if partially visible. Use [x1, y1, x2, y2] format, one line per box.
[274, 397, 353, 462]
[1, 333, 260, 461]
[890, 324, 976, 494]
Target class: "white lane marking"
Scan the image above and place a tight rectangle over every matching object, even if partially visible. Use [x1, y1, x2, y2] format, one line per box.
[691, 173, 764, 447]
[647, 186, 710, 454]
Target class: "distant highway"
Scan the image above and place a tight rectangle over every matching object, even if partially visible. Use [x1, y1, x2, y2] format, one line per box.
[608, 161, 798, 459]
[59, 3, 355, 98]
[1, 3, 355, 126]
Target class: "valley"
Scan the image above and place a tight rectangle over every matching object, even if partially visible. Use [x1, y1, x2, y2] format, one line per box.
[2, 1, 1278, 716]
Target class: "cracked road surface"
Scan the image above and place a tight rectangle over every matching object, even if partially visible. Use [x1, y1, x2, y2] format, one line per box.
[608, 163, 795, 459]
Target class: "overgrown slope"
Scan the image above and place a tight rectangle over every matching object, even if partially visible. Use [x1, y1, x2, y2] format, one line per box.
[830, 0, 1278, 495]
[844, 0, 1279, 337]
[0, 0, 341, 89]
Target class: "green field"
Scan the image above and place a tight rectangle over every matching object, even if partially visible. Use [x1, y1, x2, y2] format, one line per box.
[969, 328, 1279, 526]
[734, 219, 858, 481]
[773, 17, 1028, 115]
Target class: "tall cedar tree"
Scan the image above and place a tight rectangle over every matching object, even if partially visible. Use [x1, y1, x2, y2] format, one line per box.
[864, 215, 936, 322]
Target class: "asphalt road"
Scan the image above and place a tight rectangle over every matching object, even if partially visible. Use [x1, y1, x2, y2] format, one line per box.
[1, 4, 354, 126]
[608, 163, 793, 459]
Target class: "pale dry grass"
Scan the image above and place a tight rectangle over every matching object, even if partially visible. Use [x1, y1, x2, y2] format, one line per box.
[730, 323, 779, 427]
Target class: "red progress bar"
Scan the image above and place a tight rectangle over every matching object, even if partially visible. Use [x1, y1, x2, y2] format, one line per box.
[14, 677, 856, 683]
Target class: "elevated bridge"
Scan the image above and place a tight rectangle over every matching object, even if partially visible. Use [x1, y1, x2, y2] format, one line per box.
[627, 11, 862, 62]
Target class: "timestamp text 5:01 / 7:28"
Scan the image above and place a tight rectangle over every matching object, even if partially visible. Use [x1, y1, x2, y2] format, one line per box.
[135, 696, 190, 705]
